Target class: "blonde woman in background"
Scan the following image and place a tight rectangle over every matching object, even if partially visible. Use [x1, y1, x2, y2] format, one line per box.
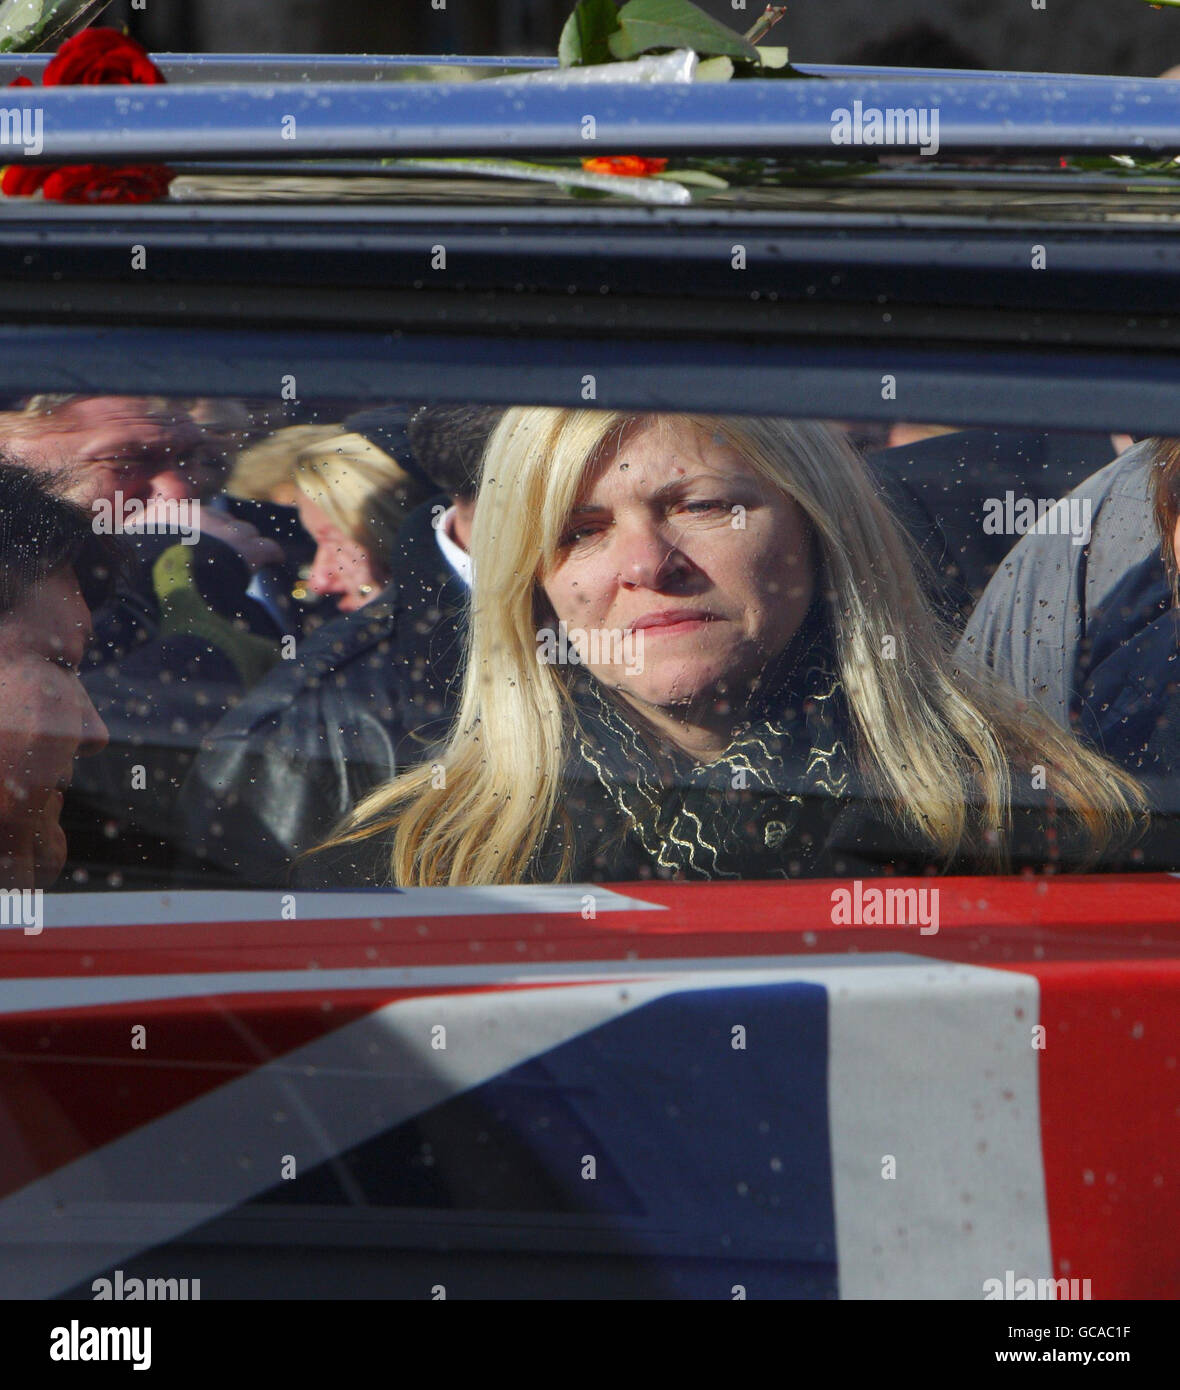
[290, 429, 431, 614]
[228, 423, 342, 508]
[300, 409, 1145, 887]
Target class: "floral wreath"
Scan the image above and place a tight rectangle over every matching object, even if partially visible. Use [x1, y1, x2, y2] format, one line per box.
[0, 0, 1169, 207]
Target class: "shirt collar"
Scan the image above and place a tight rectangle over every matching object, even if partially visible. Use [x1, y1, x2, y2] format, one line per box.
[434, 505, 472, 588]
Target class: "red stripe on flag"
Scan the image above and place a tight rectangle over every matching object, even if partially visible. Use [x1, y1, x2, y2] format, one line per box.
[5, 876, 1178, 979]
[1017, 960, 1180, 1300]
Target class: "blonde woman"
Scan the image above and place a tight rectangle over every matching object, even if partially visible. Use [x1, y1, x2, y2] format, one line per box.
[291, 429, 430, 613]
[228, 424, 341, 507]
[300, 410, 1145, 887]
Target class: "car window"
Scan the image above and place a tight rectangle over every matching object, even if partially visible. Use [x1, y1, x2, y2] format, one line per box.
[0, 395, 1168, 895]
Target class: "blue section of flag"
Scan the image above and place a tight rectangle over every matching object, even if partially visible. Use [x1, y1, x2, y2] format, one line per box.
[477, 981, 837, 1298]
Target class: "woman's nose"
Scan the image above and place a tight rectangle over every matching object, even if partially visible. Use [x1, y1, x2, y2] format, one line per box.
[307, 545, 344, 595]
[146, 468, 191, 503]
[615, 520, 684, 589]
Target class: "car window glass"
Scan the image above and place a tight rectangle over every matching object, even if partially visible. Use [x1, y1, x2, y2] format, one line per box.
[2, 397, 1170, 895]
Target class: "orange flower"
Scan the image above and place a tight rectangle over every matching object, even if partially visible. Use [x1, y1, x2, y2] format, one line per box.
[581, 156, 668, 177]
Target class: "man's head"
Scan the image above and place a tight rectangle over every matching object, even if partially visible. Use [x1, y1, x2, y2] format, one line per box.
[399, 405, 504, 553]
[0, 465, 121, 886]
[404, 405, 504, 504]
[0, 394, 206, 511]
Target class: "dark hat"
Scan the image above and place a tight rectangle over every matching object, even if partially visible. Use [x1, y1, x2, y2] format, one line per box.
[342, 407, 434, 489]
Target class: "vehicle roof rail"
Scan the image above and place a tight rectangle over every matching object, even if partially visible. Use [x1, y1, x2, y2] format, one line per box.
[0, 66, 1176, 162]
[0, 54, 1160, 83]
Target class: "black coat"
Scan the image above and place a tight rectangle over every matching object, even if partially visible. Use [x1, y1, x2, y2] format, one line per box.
[61, 530, 282, 888]
[294, 599, 1110, 889]
[1075, 553, 1180, 842]
[528, 602, 1104, 884]
[178, 497, 468, 883]
[869, 428, 1118, 624]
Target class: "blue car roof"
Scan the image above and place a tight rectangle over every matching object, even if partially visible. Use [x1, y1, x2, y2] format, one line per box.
[0, 57, 1177, 162]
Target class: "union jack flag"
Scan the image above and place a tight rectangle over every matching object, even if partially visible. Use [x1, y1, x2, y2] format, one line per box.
[0, 878, 1176, 1299]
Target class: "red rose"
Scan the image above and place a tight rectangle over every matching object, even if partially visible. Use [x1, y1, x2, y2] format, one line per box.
[581, 156, 668, 177]
[0, 30, 169, 201]
[42, 27, 164, 86]
[41, 164, 173, 204]
[0, 164, 49, 196]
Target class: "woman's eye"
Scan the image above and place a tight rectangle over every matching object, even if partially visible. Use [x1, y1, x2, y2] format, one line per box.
[679, 499, 728, 515]
[560, 524, 602, 546]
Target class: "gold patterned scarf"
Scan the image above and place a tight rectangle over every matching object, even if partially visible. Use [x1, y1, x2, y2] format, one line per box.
[563, 600, 859, 880]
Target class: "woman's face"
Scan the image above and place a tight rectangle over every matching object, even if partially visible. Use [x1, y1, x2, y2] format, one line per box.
[296, 492, 385, 613]
[539, 419, 815, 730]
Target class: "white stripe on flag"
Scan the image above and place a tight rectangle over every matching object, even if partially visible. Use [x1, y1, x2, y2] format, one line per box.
[0, 950, 918, 1017]
[19, 884, 664, 931]
[828, 962, 1051, 1299]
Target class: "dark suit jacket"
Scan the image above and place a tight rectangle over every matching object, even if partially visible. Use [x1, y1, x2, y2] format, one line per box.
[177, 497, 468, 883]
[869, 428, 1119, 624]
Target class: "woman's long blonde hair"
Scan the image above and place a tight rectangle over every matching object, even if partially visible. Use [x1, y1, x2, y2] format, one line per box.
[317, 409, 1143, 885]
[228, 424, 341, 503]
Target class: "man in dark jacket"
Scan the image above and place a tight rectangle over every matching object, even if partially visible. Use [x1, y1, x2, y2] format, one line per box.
[955, 439, 1180, 867]
[956, 442, 1166, 733]
[0, 465, 122, 887]
[177, 405, 498, 884]
[4, 395, 288, 887]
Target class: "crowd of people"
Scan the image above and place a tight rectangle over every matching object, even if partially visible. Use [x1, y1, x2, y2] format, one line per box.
[0, 392, 1175, 892]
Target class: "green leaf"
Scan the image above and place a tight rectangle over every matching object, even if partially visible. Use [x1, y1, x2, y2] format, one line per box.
[607, 0, 760, 62]
[652, 167, 729, 187]
[0, 0, 46, 49]
[558, 0, 621, 67]
[0, 0, 114, 54]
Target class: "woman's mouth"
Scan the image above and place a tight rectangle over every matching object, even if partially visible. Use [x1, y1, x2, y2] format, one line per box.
[628, 610, 717, 637]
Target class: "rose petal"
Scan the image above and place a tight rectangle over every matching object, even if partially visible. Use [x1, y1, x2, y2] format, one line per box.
[1, 164, 49, 197]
